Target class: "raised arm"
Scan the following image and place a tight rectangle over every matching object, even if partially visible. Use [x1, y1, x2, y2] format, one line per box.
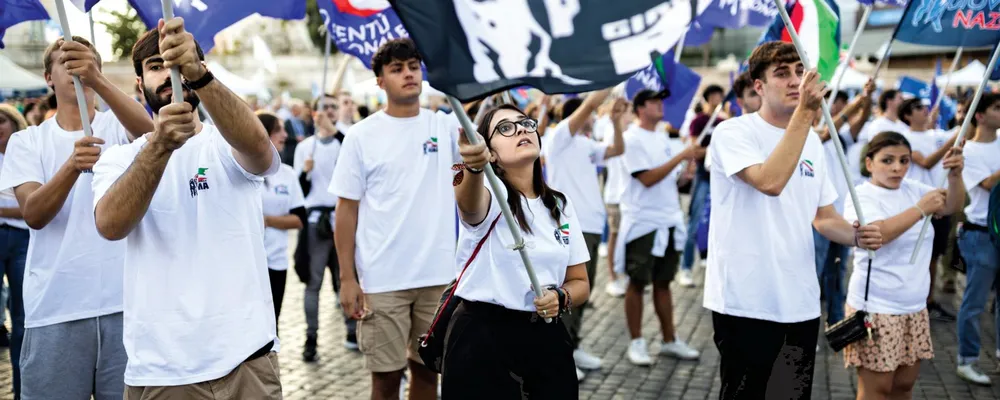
[566, 89, 612, 136]
[602, 98, 627, 160]
[15, 136, 104, 230]
[455, 131, 491, 225]
[941, 147, 966, 215]
[634, 145, 697, 187]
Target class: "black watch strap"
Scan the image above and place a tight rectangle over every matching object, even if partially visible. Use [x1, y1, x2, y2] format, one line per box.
[187, 70, 215, 91]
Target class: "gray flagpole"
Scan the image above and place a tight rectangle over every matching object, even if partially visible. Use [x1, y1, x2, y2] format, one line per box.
[674, 32, 685, 63]
[54, 0, 94, 139]
[930, 47, 963, 114]
[694, 103, 723, 146]
[774, 0, 875, 259]
[160, 0, 184, 104]
[827, 5, 872, 104]
[909, 45, 1000, 263]
[872, 39, 894, 81]
[447, 96, 551, 323]
[87, 12, 107, 112]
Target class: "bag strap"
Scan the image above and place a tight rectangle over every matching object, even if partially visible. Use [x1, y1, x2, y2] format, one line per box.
[422, 214, 503, 341]
[863, 258, 872, 310]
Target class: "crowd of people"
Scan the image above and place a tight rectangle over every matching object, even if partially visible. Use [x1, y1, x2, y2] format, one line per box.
[0, 16, 998, 400]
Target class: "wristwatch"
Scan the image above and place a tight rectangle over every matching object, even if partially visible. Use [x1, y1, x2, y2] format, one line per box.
[186, 69, 215, 91]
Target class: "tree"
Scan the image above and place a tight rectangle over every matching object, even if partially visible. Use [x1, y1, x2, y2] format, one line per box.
[306, 0, 339, 55]
[99, 5, 146, 61]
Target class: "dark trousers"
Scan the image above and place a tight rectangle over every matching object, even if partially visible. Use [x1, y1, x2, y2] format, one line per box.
[713, 312, 819, 400]
[0, 226, 28, 398]
[442, 300, 578, 399]
[268, 268, 287, 327]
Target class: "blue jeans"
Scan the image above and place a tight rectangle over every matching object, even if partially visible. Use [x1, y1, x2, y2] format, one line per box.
[0, 226, 28, 398]
[682, 177, 710, 271]
[813, 230, 848, 325]
[957, 228, 1000, 365]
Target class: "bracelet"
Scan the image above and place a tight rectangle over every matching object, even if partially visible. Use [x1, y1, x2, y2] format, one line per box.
[554, 287, 567, 317]
[561, 286, 573, 314]
[466, 165, 484, 174]
[914, 204, 928, 218]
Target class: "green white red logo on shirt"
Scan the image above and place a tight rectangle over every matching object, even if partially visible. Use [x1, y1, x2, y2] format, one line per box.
[799, 160, 814, 177]
[554, 223, 570, 245]
[189, 167, 210, 197]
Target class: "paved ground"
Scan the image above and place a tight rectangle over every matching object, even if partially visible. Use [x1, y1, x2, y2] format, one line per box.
[0, 249, 997, 399]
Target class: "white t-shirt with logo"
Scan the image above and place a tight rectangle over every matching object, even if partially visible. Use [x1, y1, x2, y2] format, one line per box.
[901, 128, 947, 187]
[603, 122, 629, 205]
[455, 184, 590, 311]
[0, 112, 129, 328]
[542, 121, 607, 235]
[329, 109, 459, 294]
[962, 137, 1000, 226]
[293, 135, 341, 215]
[619, 125, 685, 239]
[845, 179, 934, 314]
[262, 164, 305, 271]
[92, 124, 281, 386]
[0, 154, 28, 230]
[704, 113, 838, 323]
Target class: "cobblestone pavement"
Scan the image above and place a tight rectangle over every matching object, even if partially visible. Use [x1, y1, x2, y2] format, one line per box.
[0, 252, 997, 399]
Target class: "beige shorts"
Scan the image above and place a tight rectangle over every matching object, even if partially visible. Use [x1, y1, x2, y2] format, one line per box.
[606, 204, 621, 235]
[124, 352, 282, 399]
[358, 284, 448, 372]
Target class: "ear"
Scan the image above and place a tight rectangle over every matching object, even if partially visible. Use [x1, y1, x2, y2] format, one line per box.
[376, 76, 384, 90]
[135, 78, 144, 96]
[864, 156, 874, 174]
[45, 72, 54, 89]
[753, 79, 764, 97]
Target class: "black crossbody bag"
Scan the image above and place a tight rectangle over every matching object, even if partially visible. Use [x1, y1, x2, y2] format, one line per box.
[825, 258, 873, 352]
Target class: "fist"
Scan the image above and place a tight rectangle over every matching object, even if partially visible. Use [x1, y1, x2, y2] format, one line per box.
[863, 78, 876, 97]
[57, 40, 101, 85]
[457, 129, 491, 170]
[610, 98, 628, 124]
[798, 69, 830, 111]
[917, 189, 948, 216]
[853, 221, 883, 251]
[303, 158, 315, 173]
[70, 136, 105, 172]
[157, 18, 206, 82]
[942, 147, 964, 177]
[152, 102, 197, 151]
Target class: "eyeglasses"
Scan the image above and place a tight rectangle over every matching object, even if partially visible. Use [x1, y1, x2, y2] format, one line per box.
[492, 118, 538, 137]
[322, 104, 338, 111]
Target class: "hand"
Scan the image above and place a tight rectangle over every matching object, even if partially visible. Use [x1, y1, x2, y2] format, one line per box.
[157, 18, 206, 82]
[313, 110, 336, 134]
[303, 158, 314, 173]
[798, 69, 830, 111]
[262, 215, 273, 228]
[691, 145, 707, 159]
[863, 78, 876, 98]
[150, 102, 197, 151]
[610, 98, 628, 125]
[816, 125, 831, 142]
[68, 136, 105, 172]
[458, 128, 491, 170]
[58, 40, 102, 86]
[942, 146, 964, 177]
[533, 289, 559, 319]
[853, 221, 882, 251]
[538, 95, 551, 107]
[916, 189, 947, 216]
[339, 280, 365, 319]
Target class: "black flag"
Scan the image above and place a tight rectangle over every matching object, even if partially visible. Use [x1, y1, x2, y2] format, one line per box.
[390, 0, 705, 101]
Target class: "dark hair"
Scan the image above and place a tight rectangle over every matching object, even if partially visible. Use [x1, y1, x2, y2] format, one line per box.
[312, 93, 337, 112]
[44, 36, 101, 76]
[371, 38, 422, 78]
[733, 72, 753, 99]
[861, 131, 911, 178]
[898, 98, 924, 126]
[46, 93, 57, 110]
[834, 91, 849, 104]
[256, 112, 281, 136]
[358, 105, 370, 119]
[131, 28, 205, 77]
[561, 98, 583, 120]
[878, 89, 899, 113]
[477, 104, 567, 233]
[972, 93, 1000, 128]
[702, 85, 725, 101]
[748, 41, 799, 82]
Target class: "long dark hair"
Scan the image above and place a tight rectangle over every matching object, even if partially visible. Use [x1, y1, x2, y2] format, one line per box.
[861, 131, 911, 178]
[477, 104, 567, 234]
[256, 112, 281, 136]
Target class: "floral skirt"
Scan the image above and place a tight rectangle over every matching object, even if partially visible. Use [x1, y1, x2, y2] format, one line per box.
[842, 305, 934, 372]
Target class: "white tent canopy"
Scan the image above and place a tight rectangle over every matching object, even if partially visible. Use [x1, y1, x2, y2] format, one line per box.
[0, 52, 48, 91]
[935, 59, 987, 86]
[832, 64, 885, 90]
[205, 61, 269, 100]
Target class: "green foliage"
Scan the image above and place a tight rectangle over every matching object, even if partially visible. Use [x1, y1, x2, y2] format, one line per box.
[99, 5, 146, 61]
[306, 0, 339, 55]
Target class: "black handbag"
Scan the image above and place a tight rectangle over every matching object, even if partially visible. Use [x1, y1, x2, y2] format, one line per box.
[418, 214, 501, 373]
[825, 258, 873, 352]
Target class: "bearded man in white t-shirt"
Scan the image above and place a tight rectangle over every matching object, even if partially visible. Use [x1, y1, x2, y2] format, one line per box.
[330, 38, 458, 400]
[705, 41, 883, 399]
[0, 35, 153, 399]
[92, 21, 283, 397]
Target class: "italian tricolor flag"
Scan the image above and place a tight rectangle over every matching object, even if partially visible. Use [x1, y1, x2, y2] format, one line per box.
[768, 0, 841, 82]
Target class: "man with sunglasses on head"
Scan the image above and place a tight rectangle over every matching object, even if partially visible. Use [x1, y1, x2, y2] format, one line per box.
[329, 38, 462, 400]
[294, 92, 354, 361]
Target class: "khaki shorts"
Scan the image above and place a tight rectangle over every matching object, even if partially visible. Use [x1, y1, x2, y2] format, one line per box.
[359, 285, 448, 372]
[606, 204, 621, 235]
[625, 229, 679, 285]
[124, 352, 282, 399]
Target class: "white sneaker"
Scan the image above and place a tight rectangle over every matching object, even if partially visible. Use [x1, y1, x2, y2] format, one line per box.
[604, 276, 628, 297]
[598, 244, 608, 257]
[399, 373, 408, 400]
[573, 349, 603, 370]
[576, 367, 585, 382]
[660, 339, 700, 360]
[958, 364, 992, 386]
[627, 338, 653, 366]
[678, 270, 695, 288]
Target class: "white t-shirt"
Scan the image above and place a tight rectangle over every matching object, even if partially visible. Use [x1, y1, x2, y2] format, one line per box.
[0, 112, 129, 328]
[0, 154, 28, 230]
[704, 113, 838, 323]
[860, 116, 909, 143]
[329, 109, 459, 294]
[901, 128, 946, 187]
[91, 124, 281, 386]
[603, 122, 629, 205]
[844, 179, 934, 315]
[542, 121, 607, 235]
[962, 137, 1000, 226]
[619, 125, 685, 239]
[293, 135, 341, 213]
[262, 164, 305, 271]
[821, 124, 856, 213]
[455, 184, 590, 311]
[337, 120, 353, 134]
[847, 121, 871, 187]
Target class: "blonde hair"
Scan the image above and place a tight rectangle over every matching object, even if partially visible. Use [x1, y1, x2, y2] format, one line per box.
[0, 104, 28, 133]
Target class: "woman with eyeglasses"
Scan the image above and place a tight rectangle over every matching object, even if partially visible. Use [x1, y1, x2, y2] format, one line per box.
[443, 104, 591, 398]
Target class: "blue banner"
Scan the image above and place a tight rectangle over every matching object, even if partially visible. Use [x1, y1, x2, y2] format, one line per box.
[857, 0, 908, 7]
[624, 50, 701, 129]
[993, 47, 1000, 80]
[893, 0, 1000, 47]
[317, 0, 410, 69]
[1, 0, 49, 49]
[898, 75, 956, 129]
[898, 76, 931, 99]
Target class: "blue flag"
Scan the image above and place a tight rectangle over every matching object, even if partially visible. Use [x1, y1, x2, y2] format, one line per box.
[857, 0, 908, 6]
[69, 0, 101, 12]
[685, 0, 777, 47]
[317, 0, 410, 69]
[1, 0, 49, 49]
[930, 58, 940, 107]
[624, 50, 701, 129]
[993, 47, 1000, 80]
[898, 76, 931, 99]
[128, 0, 304, 53]
[726, 71, 743, 117]
[893, 0, 1000, 47]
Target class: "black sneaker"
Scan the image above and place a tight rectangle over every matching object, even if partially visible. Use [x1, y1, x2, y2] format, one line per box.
[344, 332, 359, 351]
[928, 302, 957, 322]
[0, 326, 8, 347]
[303, 334, 318, 362]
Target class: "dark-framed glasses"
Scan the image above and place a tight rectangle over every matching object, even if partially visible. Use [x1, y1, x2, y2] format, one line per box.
[493, 118, 538, 137]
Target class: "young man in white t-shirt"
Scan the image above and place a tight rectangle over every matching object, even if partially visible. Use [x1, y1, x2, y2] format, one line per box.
[541, 88, 626, 376]
[860, 89, 908, 144]
[330, 38, 456, 400]
[705, 42, 882, 399]
[617, 89, 701, 366]
[92, 23, 282, 397]
[955, 93, 1000, 385]
[0, 36, 152, 399]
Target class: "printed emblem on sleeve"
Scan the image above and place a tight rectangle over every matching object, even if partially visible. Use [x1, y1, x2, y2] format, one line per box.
[553, 223, 571, 245]
[189, 168, 210, 197]
[799, 159, 814, 177]
[275, 184, 289, 195]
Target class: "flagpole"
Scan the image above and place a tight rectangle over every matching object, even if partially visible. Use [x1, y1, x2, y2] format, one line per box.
[930, 47, 963, 114]
[773, 0, 874, 258]
[827, 5, 872, 104]
[160, 0, 184, 104]
[53, 0, 94, 141]
[473, 95, 495, 125]
[909, 44, 1000, 263]
[501, 90, 514, 105]
[87, 12, 96, 44]
[872, 39, 894, 81]
[694, 102, 723, 146]
[321, 34, 332, 98]
[447, 95, 550, 323]
[674, 32, 686, 63]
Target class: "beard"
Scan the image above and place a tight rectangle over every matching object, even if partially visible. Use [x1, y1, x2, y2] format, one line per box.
[143, 78, 201, 114]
